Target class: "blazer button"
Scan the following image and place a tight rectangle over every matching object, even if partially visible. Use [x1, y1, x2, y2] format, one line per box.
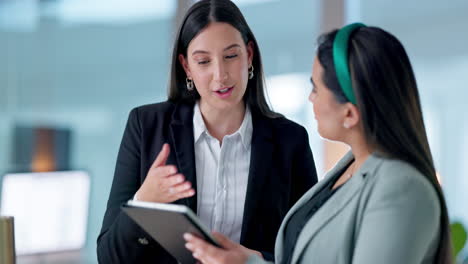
[138, 237, 149, 245]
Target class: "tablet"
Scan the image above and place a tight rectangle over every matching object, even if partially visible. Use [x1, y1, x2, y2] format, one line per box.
[122, 200, 221, 264]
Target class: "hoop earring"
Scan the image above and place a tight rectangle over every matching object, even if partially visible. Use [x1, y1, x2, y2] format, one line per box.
[248, 65, 254, 80]
[186, 77, 194, 91]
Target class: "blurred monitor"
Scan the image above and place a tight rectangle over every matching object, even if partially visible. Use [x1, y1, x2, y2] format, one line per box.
[0, 171, 90, 255]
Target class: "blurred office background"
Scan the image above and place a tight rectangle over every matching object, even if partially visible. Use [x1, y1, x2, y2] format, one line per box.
[0, 0, 467, 263]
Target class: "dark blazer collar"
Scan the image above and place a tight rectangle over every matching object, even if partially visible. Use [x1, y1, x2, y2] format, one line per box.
[169, 101, 197, 211]
[240, 108, 275, 243]
[170, 100, 195, 126]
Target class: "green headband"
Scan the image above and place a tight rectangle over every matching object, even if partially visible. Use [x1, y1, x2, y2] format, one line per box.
[333, 22, 366, 105]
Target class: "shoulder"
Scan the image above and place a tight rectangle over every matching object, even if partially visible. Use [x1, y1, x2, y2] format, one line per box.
[123, 101, 183, 132]
[367, 156, 440, 213]
[131, 101, 177, 117]
[129, 100, 194, 122]
[374, 158, 435, 190]
[252, 115, 311, 152]
[266, 115, 308, 139]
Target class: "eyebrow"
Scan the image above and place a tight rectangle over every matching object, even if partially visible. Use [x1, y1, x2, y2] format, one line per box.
[191, 44, 241, 56]
[310, 77, 316, 86]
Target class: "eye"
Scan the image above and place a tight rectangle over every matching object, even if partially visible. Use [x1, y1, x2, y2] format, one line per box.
[225, 54, 238, 59]
[198, 60, 210, 65]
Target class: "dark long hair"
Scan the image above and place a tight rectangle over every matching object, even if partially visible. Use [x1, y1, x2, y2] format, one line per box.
[317, 27, 452, 263]
[168, 0, 279, 118]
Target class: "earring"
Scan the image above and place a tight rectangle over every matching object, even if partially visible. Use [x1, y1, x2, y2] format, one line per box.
[186, 77, 194, 91]
[343, 123, 350, 129]
[248, 65, 254, 80]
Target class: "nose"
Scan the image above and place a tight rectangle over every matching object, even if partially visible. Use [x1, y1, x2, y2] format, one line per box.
[308, 91, 316, 102]
[213, 60, 228, 82]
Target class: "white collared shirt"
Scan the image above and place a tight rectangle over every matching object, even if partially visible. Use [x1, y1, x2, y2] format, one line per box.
[193, 102, 252, 243]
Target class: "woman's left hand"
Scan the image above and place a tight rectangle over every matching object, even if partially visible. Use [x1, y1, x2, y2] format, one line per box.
[184, 232, 262, 264]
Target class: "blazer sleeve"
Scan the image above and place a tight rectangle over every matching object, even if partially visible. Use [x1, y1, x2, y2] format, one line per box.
[289, 126, 318, 208]
[246, 254, 274, 264]
[352, 167, 441, 263]
[97, 108, 162, 263]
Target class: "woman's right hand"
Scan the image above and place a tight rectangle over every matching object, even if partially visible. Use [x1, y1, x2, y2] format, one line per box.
[135, 143, 195, 203]
[184, 232, 260, 264]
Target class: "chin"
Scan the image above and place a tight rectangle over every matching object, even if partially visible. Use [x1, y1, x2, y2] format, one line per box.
[217, 102, 241, 112]
[317, 128, 332, 141]
[214, 97, 244, 109]
[318, 130, 342, 143]
[317, 129, 327, 140]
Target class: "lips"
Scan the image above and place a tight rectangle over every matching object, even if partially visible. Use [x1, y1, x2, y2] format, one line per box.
[215, 86, 233, 93]
[215, 86, 234, 94]
[218, 87, 231, 93]
[213, 86, 234, 98]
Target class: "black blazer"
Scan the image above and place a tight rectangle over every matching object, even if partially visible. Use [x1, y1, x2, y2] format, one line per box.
[97, 101, 318, 263]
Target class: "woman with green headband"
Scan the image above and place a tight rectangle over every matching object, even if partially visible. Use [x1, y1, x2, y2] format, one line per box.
[183, 23, 452, 264]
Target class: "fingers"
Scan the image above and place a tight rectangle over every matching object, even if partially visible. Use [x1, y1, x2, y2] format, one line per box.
[143, 143, 196, 203]
[212, 232, 262, 257]
[212, 232, 236, 250]
[169, 181, 194, 194]
[167, 179, 195, 199]
[174, 188, 196, 199]
[152, 143, 170, 169]
[167, 174, 186, 186]
[163, 174, 195, 199]
[184, 233, 223, 264]
[153, 165, 178, 178]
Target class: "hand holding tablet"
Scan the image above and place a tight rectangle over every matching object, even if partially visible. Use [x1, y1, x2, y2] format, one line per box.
[122, 200, 221, 264]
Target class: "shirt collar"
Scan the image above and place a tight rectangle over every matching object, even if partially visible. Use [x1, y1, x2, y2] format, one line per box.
[193, 102, 206, 143]
[192, 101, 252, 149]
[237, 105, 253, 149]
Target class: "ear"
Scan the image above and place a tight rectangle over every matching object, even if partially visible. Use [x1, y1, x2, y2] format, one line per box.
[178, 54, 192, 78]
[246, 41, 254, 66]
[342, 103, 360, 129]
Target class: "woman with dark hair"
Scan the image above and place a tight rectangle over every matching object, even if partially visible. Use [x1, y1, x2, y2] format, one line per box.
[184, 23, 453, 264]
[97, 0, 318, 263]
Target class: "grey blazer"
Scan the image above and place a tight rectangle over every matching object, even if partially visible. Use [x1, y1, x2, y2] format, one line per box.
[247, 151, 441, 264]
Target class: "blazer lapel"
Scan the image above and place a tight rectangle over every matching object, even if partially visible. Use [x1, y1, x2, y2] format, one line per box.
[290, 152, 383, 264]
[169, 102, 198, 212]
[274, 151, 354, 263]
[240, 111, 274, 243]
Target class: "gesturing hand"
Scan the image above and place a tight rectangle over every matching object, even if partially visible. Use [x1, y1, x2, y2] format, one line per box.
[135, 143, 195, 203]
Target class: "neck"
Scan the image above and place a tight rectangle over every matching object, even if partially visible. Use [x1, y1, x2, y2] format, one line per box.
[199, 100, 246, 142]
[347, 132, 372, 171]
